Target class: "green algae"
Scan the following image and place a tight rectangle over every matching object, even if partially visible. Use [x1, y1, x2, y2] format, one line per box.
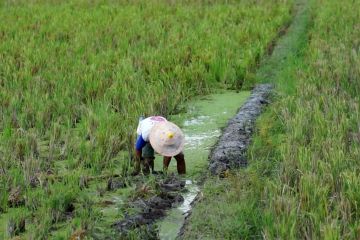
[0, 90, 249, 239]
[156, 90, 250, 239]
[154, 90, 250, 177]
[181, 0, 315, 238]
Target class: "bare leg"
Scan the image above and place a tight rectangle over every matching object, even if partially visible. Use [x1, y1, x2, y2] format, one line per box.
[144, 157, 155, 174]
[142, 158, 150, 175]
[174, 153, 186, 174]
[163, 156, 172, 172]
[131, 157, 141, 176]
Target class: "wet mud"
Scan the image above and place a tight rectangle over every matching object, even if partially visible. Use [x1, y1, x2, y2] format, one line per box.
[158, 180, 200, 239]
[112, 174, 186, 238]
[209, 84, 273, 175]
[111, 89, 256, 238]
[107, 177, 127, 191]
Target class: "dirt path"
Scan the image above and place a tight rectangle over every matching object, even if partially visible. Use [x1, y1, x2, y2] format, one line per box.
[179, 0, 310, 238]
[256, 0, 310, 84]
[209, 0, 310, 175]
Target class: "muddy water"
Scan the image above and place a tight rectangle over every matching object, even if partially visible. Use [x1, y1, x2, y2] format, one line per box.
[156, 90, 249, 239]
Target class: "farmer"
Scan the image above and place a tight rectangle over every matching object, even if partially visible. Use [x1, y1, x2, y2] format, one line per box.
[132, 116, 186, 176]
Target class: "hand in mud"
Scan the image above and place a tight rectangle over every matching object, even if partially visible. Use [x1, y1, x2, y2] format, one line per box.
[131, 156, 143, 176]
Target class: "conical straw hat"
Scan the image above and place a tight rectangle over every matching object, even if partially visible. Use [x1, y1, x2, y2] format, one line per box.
[149, 121, 185, 157]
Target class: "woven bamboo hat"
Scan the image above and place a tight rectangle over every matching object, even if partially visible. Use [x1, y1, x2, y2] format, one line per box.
[149, 121, 185, 157]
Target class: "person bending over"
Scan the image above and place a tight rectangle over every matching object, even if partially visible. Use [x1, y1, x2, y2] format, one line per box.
[132, 116, 186, 175]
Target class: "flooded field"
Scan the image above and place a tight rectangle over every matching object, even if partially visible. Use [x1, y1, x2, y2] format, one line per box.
[155, 90, 250, 177]
[156, 90, 249, 239]
[0, 86, 249, 239]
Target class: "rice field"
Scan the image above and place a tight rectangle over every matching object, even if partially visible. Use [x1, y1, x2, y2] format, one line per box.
[0, 0, 293, 238]
[3, 0, 359, 239]
[183, 0, 360, 239]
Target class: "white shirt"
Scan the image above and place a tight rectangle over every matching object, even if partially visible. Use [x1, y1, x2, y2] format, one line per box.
[137, 116, 167, 141]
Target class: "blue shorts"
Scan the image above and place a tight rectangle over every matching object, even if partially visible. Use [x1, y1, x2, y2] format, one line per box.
[135, 135, 155, 158]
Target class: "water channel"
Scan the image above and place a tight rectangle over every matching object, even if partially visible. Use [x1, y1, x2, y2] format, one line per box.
[156, 90, 249, 239]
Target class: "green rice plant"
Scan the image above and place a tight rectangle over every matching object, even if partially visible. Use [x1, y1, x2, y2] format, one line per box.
[6, 210, 27, 238]
[0, 0, 292, 175]
[261, 0, 360, 238]
[0, 0, 293, 237]
[184, 0, 360, 238]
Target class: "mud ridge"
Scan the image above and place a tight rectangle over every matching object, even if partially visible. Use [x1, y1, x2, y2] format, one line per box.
[209, 84, 273, 175]
[176, 84, 273, 239]
[112, 84, 272, 237]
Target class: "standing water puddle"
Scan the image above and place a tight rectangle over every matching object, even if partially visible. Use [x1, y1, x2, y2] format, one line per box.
[156, 90, 249, 239]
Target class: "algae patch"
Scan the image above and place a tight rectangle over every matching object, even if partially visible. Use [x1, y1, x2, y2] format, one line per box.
[157, 90, 249, 239]
[155, 90, 250, 177]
